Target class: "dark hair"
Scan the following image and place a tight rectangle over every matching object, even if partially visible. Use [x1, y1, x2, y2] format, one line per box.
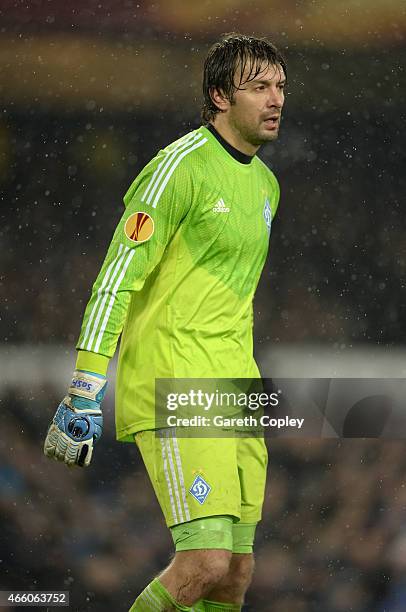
[201, 32, 287, 123]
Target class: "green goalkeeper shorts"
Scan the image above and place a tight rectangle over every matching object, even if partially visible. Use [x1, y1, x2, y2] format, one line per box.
[134, 429, 268, 527]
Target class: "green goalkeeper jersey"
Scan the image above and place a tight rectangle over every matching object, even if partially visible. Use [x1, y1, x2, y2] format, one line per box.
[76, 125, 280, 441]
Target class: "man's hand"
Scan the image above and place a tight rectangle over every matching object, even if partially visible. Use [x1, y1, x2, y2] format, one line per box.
[44, 370, 107, 467]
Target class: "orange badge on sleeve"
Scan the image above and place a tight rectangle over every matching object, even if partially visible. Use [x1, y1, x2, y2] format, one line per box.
[124, 212, 155, 244]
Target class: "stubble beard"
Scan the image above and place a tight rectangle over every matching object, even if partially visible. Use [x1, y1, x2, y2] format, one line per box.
[227, 109, 281, 150]
[240, 122, 280, 147]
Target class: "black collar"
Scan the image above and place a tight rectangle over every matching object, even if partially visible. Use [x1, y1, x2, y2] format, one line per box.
[206, 124, 254, 165]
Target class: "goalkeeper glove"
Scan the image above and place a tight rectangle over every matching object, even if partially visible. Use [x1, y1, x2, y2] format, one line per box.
[43, 370, 107, 467]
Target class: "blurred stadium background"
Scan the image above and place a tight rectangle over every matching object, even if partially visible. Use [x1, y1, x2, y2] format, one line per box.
[1, 1, 406, 610]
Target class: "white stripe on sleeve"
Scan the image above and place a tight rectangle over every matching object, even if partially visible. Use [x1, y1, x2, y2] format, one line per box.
[141, 132, 198, 204]
[151, 138, 207, 209]
[93, 247, 135, 353]
[143, 133, 202, 206]
[78, 243, 124, 350]
[83, 244, 130, 352]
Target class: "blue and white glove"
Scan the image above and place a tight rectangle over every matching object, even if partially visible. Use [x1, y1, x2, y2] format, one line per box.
[44, 370, 107, 467]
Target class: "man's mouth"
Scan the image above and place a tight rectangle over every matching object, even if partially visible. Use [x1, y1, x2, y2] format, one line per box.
[263, 116, 280, 128]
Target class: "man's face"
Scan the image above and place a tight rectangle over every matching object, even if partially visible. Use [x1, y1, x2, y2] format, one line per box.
[225, 62, 286, 146]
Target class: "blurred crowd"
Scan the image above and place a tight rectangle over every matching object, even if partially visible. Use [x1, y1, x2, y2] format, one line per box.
[2, 384, 406, 611]
[1, 87, 405, 349]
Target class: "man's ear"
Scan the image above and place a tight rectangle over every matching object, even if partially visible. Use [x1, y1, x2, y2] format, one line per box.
[210, 87, 230, 113]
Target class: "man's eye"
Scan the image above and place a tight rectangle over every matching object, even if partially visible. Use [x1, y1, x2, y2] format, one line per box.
[255, 86, 265, 91]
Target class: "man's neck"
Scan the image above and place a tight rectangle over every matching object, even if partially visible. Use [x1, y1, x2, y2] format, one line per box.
[206, 124, 254, 165]
[210, 118, 259, 156]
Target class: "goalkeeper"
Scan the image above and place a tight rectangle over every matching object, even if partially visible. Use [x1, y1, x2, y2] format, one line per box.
[44, 33, 286, 611]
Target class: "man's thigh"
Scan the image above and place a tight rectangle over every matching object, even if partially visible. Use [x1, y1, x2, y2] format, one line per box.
[135, 429, 242, 527]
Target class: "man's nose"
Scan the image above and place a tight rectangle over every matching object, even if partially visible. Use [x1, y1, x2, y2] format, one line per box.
[267, 88, 284, 108]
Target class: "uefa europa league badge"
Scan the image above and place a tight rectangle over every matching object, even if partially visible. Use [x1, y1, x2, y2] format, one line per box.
[124, 212, 155, 244]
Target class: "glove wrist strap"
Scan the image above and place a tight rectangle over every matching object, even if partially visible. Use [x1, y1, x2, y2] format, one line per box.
[69, 370, 107, 402]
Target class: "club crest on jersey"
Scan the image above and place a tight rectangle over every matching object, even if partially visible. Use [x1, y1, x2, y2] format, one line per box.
[124, 212, 154, 244]
[263, 198, 272, 232]
[189, 475, 211, 504]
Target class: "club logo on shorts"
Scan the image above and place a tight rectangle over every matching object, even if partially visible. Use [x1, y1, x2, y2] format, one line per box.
[263, 198, 272, 232]
[124, 212, 154, 244]
[189, 475, 211, 505]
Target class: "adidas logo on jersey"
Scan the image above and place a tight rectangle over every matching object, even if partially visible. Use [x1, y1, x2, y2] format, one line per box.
[212, 198, 230, 213]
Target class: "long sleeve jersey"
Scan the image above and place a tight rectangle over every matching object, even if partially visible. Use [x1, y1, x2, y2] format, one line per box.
[76, 125, 280, 440]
